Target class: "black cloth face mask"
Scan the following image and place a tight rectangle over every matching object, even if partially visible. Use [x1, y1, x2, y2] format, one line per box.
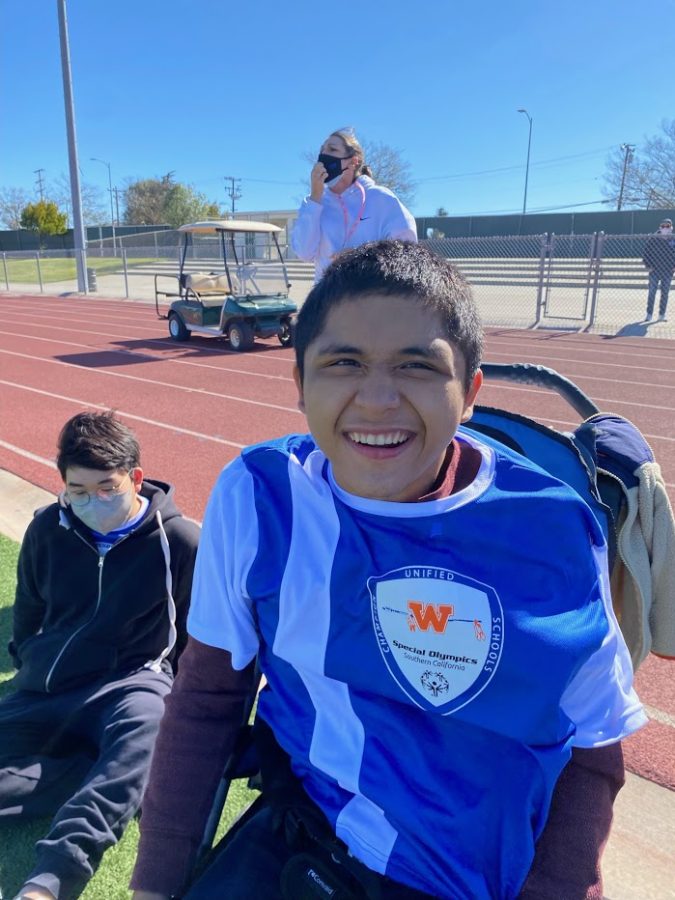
[318, 153, 348, 181]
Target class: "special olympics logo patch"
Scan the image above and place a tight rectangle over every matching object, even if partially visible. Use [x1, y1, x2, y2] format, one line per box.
[369, 565, 504, 714]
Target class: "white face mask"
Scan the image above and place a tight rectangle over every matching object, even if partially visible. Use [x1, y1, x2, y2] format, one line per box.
[71, 490, 135, 534]
[68, 479, 136, 534]
[659, 226, 673, 235]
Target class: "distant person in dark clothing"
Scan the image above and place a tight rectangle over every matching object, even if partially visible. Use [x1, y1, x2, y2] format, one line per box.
[642, 217, 675, 321]
[0, 411, 200, 900]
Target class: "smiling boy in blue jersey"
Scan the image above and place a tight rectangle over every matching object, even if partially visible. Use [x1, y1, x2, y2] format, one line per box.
[131, 241, 645, 900]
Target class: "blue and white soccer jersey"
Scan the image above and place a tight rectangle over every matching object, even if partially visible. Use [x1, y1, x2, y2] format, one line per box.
[188, 430, 645, 899]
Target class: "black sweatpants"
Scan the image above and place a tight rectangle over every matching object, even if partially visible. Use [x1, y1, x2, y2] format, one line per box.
[0, 666, 172, 899]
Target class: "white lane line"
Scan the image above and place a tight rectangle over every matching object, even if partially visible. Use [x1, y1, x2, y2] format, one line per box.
[531, 415, 675, 446]
[0, 306, 301, 363]
[0, 380, 246, 449]
[0, 439, 57, 468]
[486, 335, 675, 364]
[0, 348, 300, 414]
[1, 308, 670, 368]
[644, 704, 675, 730]
[480, 380, 675, 413]
[485, 351, 675, 379]
[486, 348, 675, 376]
[0, 326, 295, 380]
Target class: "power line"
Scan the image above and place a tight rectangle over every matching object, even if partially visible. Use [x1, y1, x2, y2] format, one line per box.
[442, 198, 610, 217]
[418, 147, 614, 184]
[178, 145, 616, 196]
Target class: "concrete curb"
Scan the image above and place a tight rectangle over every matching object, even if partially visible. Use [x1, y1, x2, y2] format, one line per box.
[0, 469, 55, 542]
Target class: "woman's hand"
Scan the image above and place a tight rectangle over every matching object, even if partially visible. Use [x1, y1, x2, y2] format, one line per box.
[310, 161, 327, 202]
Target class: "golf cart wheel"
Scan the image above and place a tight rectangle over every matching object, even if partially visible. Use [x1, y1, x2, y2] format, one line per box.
[278, 321, 294, 348]
[168, 313, 190, 342]
[228, 321, 255, 352]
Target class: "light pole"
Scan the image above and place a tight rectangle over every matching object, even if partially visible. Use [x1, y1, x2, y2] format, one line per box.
[91, 157, 117, 254]
[57, 0, 87, 292]
[517, 108, 533, 216]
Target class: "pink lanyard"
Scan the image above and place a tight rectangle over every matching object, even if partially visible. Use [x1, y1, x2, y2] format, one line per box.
[337, 181, 366, 248]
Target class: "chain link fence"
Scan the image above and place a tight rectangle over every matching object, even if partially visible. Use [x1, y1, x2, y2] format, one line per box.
[1, 231, 672, 336]
[0, 230, 315, 308]
[425, 233, 670, 334]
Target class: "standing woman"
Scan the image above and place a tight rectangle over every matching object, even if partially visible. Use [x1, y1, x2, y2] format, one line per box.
[291, 128, 417, 281]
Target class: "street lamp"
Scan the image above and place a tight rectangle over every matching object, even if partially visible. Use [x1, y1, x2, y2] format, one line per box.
[517, 108, 533, 216]
[90, 157, 116, 254]
[57, 0, 87, 292]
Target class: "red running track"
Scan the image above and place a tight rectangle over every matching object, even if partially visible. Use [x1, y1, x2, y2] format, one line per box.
[0, 293, 673, 791]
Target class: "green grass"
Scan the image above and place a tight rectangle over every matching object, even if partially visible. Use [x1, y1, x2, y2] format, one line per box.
[0, 533, 255, 898]
[3, 256, 162, 284]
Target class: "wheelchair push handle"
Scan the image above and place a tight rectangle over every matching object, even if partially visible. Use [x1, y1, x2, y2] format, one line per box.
[481, 363, 600, 420]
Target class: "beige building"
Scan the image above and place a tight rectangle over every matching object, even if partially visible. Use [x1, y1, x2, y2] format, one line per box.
[231, 209, 299, 255]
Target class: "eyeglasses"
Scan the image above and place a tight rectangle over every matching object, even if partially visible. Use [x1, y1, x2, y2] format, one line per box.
[66, 472, 132, 508]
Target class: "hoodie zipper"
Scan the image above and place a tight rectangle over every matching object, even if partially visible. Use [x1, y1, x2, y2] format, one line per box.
[44, 508, 177, 690]
[43, 527, 135, 693]
[44, 551, 105, 693]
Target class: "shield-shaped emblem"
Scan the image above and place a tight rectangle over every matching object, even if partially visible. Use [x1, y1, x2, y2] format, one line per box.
[369, 566, 503, 714]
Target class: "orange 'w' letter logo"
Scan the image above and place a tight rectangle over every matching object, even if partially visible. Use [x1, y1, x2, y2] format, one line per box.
[407, 601, 454, 633]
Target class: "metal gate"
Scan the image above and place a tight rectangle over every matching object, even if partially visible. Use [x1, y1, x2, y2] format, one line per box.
[535, 233, 601, 326]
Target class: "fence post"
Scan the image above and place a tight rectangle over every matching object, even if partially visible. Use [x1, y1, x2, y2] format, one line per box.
[533, 233, 549, 327]
[587, 232, 604, 329]
[122, 249, 129, 298]
[35, 252, 44, 292]
[581, 232, 597, 323]
[2, 252, 8, 290]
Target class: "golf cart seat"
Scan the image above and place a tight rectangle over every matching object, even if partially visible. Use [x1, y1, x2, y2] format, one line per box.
[185, 272, 232, 294]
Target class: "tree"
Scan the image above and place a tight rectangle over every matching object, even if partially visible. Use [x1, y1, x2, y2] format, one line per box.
[51, 174, 108, 226]
[163, 183, 221, 227]
[20, 200, 68, 235]
[303, 138, 416, 207]
[361, 140, 416, 207]
[123, 174, 221, 226]
[0, 187, 32, 229]
[602, 119, 675, 209]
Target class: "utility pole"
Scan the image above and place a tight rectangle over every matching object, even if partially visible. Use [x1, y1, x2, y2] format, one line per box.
[617, 143, 635, 211]
[224, 176, 242, 216]
[34, 168, 46, 201]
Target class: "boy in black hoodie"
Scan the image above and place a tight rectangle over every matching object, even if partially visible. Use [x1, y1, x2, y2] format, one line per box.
[0, 411, 200, 900]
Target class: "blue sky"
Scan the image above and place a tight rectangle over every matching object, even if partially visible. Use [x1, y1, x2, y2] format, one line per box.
[2, 0, 674, 219]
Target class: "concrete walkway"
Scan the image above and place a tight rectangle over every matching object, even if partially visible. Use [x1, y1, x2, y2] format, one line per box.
[0, 468, 673, 898]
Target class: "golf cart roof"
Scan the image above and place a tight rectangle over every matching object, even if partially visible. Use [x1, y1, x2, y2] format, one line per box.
[178, 220, 282, 235]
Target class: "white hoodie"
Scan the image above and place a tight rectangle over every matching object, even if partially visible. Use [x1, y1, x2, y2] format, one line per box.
[291, 175, 417, 281]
